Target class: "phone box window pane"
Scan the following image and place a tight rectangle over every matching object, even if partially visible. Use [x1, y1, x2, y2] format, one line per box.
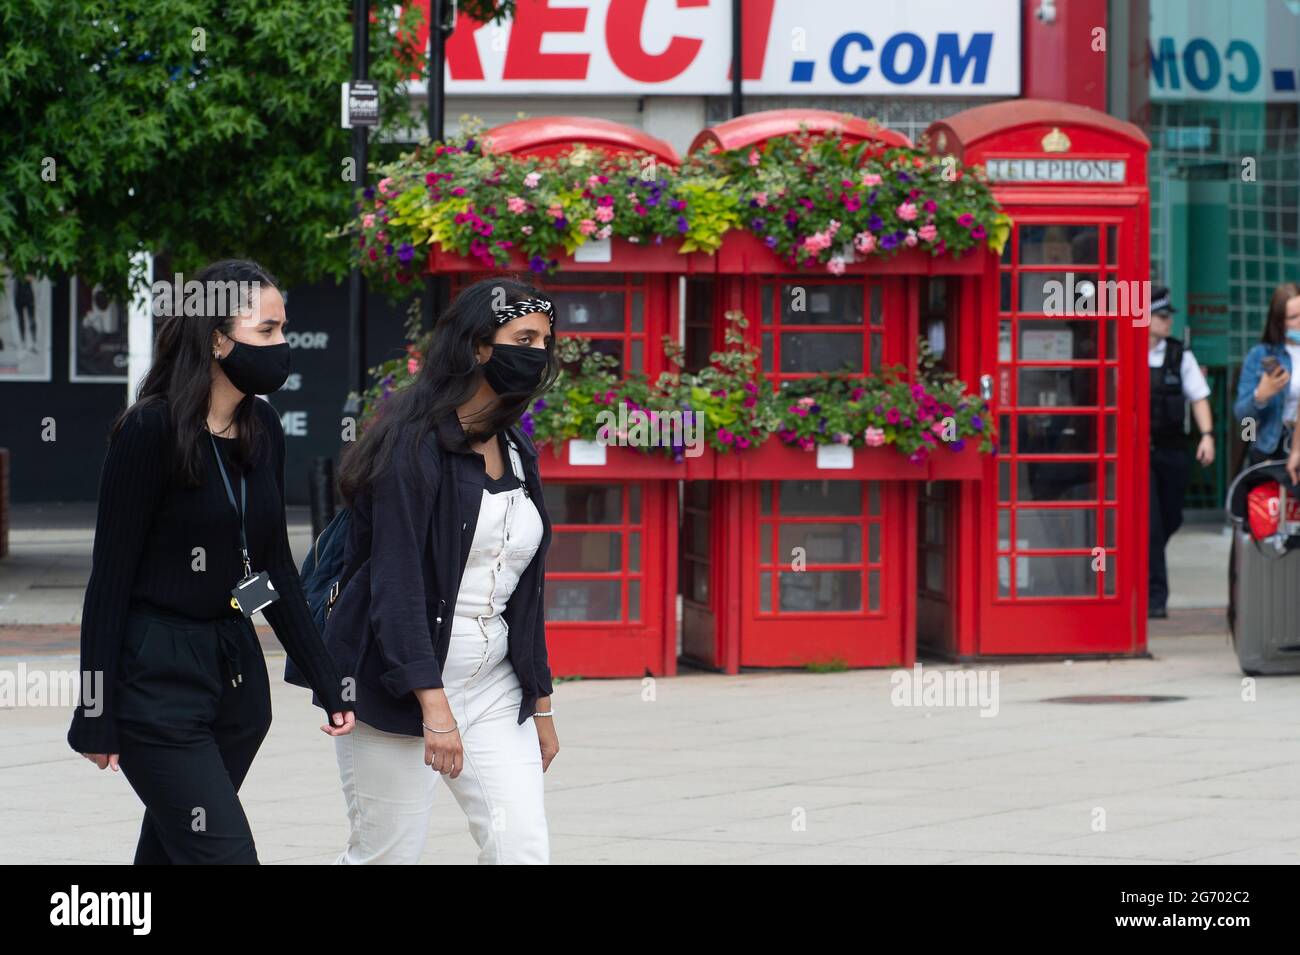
[781, 284, 863, 325]
[780, 332, 863, 374]
[999, 462, 1012, 502]
[1019, 272, 1099, 314]
[547, 532, 621, 572]
[1107, 226, 1118, 265]
[869, 523, 881, 562]
[629, 484, 641, 523]
[629, 532, 641, 572]
[762, 332, 773, 372]
[779, 571, 862, 612]
[1019, 226, 1100, 265]
[543, 484, 622, 524]
[759, 571, 771, 612]
[1105, 509, 1117, 549]
[630, 291, 643, 331]
[545, 580, 622, 622]
[760, 481, 772, 514]
[868, 482, 881, 515]
[1017, 415, 1098, 454]
[1017, 556, 1096, 597]
[1016, 508, 1097, 549]
[628, 580, 640, 620]
[1018, 321, 1100, 362]
[779, 479, 862, 515]
[867, 570, 881, 610]
[998, 509, 1011, 549]
[1017, 462, 1097, 501]
[779, 523, 862, 564]
[1018, 368, 1098, 407]
[870, 285, 882, 324]
[553, 291, 626, 332]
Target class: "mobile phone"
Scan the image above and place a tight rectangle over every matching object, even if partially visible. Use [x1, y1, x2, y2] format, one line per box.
[1262, 356, 1281, 374]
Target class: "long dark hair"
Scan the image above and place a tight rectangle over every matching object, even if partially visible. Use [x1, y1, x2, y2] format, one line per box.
[1261, 281, 1300, 345]
[111, 259, 279, 485]
[337, 275, 559, 506]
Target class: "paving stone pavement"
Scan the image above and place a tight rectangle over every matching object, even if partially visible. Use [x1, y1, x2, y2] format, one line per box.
[3, 632, 1299, 864]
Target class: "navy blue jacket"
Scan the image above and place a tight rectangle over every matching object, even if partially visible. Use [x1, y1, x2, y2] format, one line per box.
[302, 412, 553, 737]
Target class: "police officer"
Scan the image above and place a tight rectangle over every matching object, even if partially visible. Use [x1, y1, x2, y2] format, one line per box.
[1149, 286, 1214, 619]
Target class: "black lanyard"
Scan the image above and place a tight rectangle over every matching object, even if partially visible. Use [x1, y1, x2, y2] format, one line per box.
[208, 433, 252, 578]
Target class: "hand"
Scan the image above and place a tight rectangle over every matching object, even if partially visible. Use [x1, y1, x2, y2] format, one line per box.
[321, 711, 355, 736]
[81, 753, 120, 772]
[534, 714, 559, 773]
[1257, 366, 1290, 402]
[1196, 434, 1214, 467]
[423, 721, 464, 778]
[1288, 448, 1300, 486]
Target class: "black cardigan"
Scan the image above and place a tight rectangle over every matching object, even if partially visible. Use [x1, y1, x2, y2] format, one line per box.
[67, 397, 350, 754]
[298, 412, 554, 737]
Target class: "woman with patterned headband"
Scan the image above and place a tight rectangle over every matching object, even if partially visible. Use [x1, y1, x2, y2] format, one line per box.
[319, 276, 561, 864]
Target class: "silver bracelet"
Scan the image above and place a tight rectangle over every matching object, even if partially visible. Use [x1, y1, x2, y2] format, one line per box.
[422, 720, 458, 734]
[533, 710, 554, 718]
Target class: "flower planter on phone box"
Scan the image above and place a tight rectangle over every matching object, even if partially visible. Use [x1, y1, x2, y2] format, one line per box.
[536, 439, 715, 480]
[710, 438, 986, 480]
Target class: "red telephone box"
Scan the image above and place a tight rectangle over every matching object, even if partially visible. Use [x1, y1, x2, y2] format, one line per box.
[925, 100, 1151, 658]
[678, 110, 985, 675]
[431, 117, 701, 679]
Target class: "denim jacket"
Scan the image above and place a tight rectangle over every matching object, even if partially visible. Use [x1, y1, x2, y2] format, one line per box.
[1233, 342, 1292, 454]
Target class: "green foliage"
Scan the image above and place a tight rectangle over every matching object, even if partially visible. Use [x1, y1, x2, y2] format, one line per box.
[0, 0, 428, 297]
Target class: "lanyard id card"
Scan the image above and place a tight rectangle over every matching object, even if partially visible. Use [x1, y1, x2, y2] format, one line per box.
[209, 433, 281, 617]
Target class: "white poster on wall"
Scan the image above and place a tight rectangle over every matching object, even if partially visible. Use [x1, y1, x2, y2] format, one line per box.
[0, 269, 53, 382]
[70, 276, 129, 383]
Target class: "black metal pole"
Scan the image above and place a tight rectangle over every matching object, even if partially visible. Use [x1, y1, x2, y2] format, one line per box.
[423, 0, 447, 333]
[730, 0, 743, 118]
[345, 0, 370, 416]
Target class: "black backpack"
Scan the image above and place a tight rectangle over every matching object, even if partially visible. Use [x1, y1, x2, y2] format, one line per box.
[284, 506, 357, 688]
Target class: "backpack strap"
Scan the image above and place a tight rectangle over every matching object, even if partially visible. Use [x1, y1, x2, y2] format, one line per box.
[328, 430, 442, 618]
[504, 431, 529, 497]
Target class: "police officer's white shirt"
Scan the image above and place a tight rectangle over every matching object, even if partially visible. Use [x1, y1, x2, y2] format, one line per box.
[1148, 339, 1211, 403]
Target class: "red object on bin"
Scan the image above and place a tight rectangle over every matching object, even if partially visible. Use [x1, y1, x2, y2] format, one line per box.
[1246, 481, 1300, 541]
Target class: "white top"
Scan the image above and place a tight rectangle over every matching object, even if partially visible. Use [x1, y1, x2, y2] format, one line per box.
[1148, 339, 1211, 403]
[1284, 344, 1300, 424]
[452, 441, 544, 623]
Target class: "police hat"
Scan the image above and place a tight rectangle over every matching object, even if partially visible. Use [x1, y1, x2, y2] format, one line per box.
[1150, 286, 1176, 315]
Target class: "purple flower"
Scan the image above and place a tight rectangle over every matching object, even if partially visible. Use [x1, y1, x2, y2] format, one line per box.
[881, 234, 899, 250]
[464, 137, 477, 152]
[971, 415, 984, 431]
[529, 255, 548, 273]
[950, 438, 966, 452]
[898, 171, 912, 182]
[751, 217, 766, 231]
[363, 187, 375, 200]
[677, 216, 689, 233]
[555, 217, 569, 230]
[396, 242, 415, 264]
[533, 397, 548, 411]
[868, 214, 884, 232]
[520, 411, 534, 437]
[383, 243, 394, 257]
[764, 236, 778, 248]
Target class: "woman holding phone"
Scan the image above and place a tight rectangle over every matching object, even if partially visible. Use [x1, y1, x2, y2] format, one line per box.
[319, 276, 560, 865]
[68, 258, 355, 864]
[1234, 281, 1300, 468]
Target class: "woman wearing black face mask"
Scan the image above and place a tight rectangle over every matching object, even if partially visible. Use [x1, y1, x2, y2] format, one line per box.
[67, 258, 355, 864]
[322, 276, 560, 864]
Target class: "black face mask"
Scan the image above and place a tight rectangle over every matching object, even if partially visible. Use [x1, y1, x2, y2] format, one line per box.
[482, 342, 548, 397]
[218, 340, 291, 396]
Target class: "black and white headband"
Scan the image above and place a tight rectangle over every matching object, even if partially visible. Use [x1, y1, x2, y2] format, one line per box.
[494, 297, 555, 326]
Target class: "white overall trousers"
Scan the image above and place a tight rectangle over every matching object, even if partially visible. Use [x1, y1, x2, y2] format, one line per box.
[334, 437, 549, 864]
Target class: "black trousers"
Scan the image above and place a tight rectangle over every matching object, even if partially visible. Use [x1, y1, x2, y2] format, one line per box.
[114, 605, 272, 864]
[1149, 446, 1192, 611]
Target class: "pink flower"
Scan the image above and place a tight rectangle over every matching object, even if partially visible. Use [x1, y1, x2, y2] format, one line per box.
[972, 224, 987, 240]
[958, 213, 975, 227]
[827, 256, 846, 275]
[834, 432, 852, 444]
[754, 191, 768, 207]
[547, 203, 564, 219]
[718, 427, 735, 444]
[931, 421, 947, 435]
[918, 224, 939, 242]
[854, 231, 877, 253]
[924, 200, 937, 214]
[375, 230, 387, 243]
[586, 174, 603, 188]
[799, 437, 815, 451]
[804, 231, 833, 252]
[797, 396, 816, 408]
[861, 172, 883, 187]
[506, 196, 527, 214]
[747, 149, 762, 167]
[595, 205, 614, 223]
[596, 225, 612, 240]
[904, 229, 918, 247]
[408, 358, 419, 375]
[625, 192, 639, 203]
[362, 214, 375, 229]
[521, 225, 534, 235]
[864, 426, 885, 447]
[377, 177, 394, 196]
[579, 219, 597, 235]
[897, 201, 918, 222]
[523, 172, 541, 188]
